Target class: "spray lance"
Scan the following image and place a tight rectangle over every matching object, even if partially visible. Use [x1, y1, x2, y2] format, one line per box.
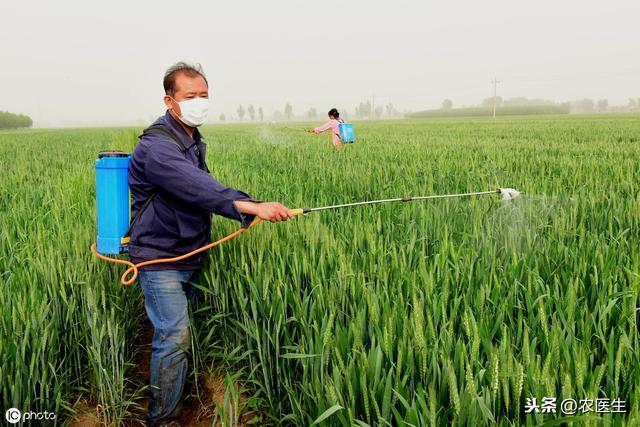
[90, 150, 520, 285]
[294, 188, 521, 214]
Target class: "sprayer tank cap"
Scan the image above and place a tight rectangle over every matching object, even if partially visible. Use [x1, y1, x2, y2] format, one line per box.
[98, 151, 128, 159]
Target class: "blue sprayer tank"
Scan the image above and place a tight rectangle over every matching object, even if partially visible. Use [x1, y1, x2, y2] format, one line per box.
[95, 151, 130, 255]
[338, 123, 355, 143]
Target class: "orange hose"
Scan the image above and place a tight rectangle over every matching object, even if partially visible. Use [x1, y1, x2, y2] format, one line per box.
[91, 218, 263, 286]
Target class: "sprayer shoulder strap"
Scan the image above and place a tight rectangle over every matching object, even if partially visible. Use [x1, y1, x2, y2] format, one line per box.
[122, 191, 157, 243]
[140, 125, 188, 155]
[334, 119, 344, 138]
[123, 126, 187, 244]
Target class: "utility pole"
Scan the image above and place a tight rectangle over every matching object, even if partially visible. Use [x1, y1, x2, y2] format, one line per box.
[371, 93, 376, 120]
[492, 77, 499, 118]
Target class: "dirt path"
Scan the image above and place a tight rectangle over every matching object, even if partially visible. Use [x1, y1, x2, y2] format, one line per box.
[68, 320, 253, 427]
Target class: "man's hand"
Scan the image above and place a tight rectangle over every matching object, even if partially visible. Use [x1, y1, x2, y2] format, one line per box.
[255, 202, 295, 222]
[234, 201, 294, 222]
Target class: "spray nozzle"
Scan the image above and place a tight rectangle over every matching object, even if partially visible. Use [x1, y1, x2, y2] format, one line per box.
[499, 188, 521, 200]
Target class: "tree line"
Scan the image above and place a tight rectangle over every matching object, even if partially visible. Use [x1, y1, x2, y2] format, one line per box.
[438, 96, 640, 114]
[221, 102, 405, 122]
[0, 111, 33, 129]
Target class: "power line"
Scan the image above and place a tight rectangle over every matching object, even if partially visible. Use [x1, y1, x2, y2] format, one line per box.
[502, 66, 640, 83]
[368, 66, 640, 102]
[310, 66, 639, 112]
[491, 77, 500, 118]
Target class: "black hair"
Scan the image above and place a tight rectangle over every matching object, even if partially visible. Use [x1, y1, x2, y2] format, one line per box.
[328, 108, 339, 118]
[163, 61, 208, 96]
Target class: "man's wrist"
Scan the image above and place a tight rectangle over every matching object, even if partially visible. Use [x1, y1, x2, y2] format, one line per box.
[234, 200, 260, 216]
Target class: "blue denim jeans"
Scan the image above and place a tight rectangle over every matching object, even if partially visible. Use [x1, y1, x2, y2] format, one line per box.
[138, 269, 200, 424]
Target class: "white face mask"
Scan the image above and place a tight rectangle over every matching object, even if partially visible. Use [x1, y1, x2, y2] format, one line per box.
[175, 97, 209, 127]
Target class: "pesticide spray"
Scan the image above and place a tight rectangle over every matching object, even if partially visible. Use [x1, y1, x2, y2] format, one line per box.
[91, 150, 520, 285]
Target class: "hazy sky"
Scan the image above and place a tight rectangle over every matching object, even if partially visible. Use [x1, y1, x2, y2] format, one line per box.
[1, 0, 639, 127]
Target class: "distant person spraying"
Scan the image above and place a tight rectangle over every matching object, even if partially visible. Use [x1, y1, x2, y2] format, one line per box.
[308, 108, 354, 150]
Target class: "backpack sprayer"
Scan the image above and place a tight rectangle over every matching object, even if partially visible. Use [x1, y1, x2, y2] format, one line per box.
[90, 150, 520, 285]
[336, 119, 355, 143]
[299, 119, 356, 143]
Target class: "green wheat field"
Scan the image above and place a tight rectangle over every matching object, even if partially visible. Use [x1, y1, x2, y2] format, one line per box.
[1, 115, 639, 426]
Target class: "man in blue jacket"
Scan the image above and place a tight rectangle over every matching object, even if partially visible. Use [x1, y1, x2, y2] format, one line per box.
[128, 62, 293, 426]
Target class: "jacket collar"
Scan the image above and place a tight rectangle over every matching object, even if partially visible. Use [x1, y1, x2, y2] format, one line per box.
[164, 110, 202, 148]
